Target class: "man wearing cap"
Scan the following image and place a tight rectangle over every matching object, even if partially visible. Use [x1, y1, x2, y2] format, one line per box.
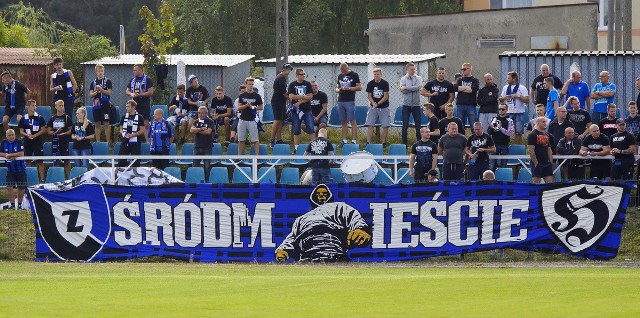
[427, 169, 439, 182]
[186, 74, 210, 132]
[270, 63, 293, 148]
[610, 118, 637, 181]
[126, 64, 154, 142]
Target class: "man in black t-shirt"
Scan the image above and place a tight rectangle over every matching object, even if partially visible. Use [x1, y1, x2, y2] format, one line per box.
[1, 71, 30, 131]
[438, 103, 464, 137]
[336, 62, 361, 146]
[610, 119, 637, 181]
[237, 77, 264, 157]
[410, 127, 438, 183]
[168, 84, 190, 144]
[209, 86, 233, 144]
[548, 107, 574, 155]
[365, 68, 391, 146]
[270, 63, 292, 147]
[580, 124, 611, 181]
[190, 106, 214, 181]
[89, 64, 113, 144]
[288, 69, 315, 148]
[422, 103, 440, 144]
[307, 81, 328, 132]
[530, 64, 563, 106]
[185, 74, 210, 129]
[119, 100, 146, 168]
[47, 100, 73, 178]
[566, 96, 591, 139]
[421, 67, 455, 119]
[465, 122, 496, 181]
[527, 116, 554, 184]
[18, 100, 46, 182]
[126, 64, 154, 142]
[599, 103, 619, 138]
[304, 128, 335, 184]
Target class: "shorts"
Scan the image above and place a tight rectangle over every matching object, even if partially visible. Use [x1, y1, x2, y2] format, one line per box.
[532, 162, 553, 178]
[4, 105, 25, 120]
[93, 102, 112, 123]
[237, 119, 259, 142]
[292, 110, 315, 135]
[137, 103, 150, 121]
[231, 117, 238, 132]
[7, 170, 27, 188]
[316, 115, 328, 126]
[508, 112, 525, 134]
[272, 102, 286, 121]
[24, 140, 44, 157]
[52, 139, 69, 163]
[337, 101, 356, 121]
[365, 107, 391, 127]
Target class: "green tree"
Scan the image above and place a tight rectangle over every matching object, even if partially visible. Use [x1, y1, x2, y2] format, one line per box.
[138, 1, 178, 103]
[2, 0, 74, 46]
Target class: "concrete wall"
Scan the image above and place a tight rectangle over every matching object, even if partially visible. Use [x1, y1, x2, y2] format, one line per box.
[369, 4, 598, 82]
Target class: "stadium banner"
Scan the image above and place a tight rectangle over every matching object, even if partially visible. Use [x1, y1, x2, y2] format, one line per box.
[29, 182, 630, 262]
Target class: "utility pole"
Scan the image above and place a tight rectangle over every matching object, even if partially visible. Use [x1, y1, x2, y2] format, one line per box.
[623, 0, 632, 50]
[275, 0, 289, 74]
[614, 0, 622, 51]
[607, 0, 614, 50]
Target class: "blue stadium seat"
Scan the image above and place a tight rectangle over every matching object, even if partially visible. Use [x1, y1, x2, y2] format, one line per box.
[517, 168, 532, 183]
[42, 142, 53, 164]
[163, 166, 182, 181]
[222, 143, 239, 166]
[69, 167, 87, 179]
[45, 166, 65, 183]
[383, 143, 408, 165]
[330, 167, 346, 183]
[258, 167, 277, 183]
[176, 143, 194, 165]
[290, 144, 309, 166]
[0, 107, 4, 123]
[327, 107, 341, 128]
[209, 167, 230, 184]
[495, 167, 514, 182]
[26, 167, 39, 186]
[111, 106, 121, 127]
[0, 167, 7, 188]
[391, 107, 405, 127]
[397, 167, 413, 184]
[507, 144, 527, 166]
[185, 167, 205, 183]
[140, 142, 151, 164]
[244, 144, 268, 165]
[85, 106, 94, 123]
[348, 106, 368, 128]
[373, 167, 394, 185]
[169, 143, 177, 163]
[232, 167, 252, 184]
[36, 106, 52, 124]
[335, 143, 359, 165]
[113, 142, 121, 156]
[269, 143, 291, 165]
[280, 167, 300, 185]
[262, 104, 274, 124]
[151, 105, 169, 120]
[364, 143, 383, 162]
[91, 141, 110, 165]
[554, 169, 562, 182]
[211, 143, 223, 165]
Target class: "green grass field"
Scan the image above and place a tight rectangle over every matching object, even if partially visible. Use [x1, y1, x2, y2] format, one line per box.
[1, 262, 638, 317]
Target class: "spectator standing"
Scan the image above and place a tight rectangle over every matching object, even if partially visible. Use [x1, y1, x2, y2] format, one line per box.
[0, 129, 26, 209]
[556, 127, 584, 180]
[499, 71, 529, 144]
[304, 128, 335, 184]
[89, 64, 113, 144]
[190, 106, 214, 179]
[209, 86, 233, 143]
[590, 71, 616, 124]
[530, 64, 562, 107]
[438, 103, 464, 137]
[71, 107, 95, 168]
[118, 100, 146, 168]
[477, 73, 500, 133]
[421, 67, 455, 119]
[400, 62, 423, 145]
[50, 57, 78, 118]
[365, 68, 391, 146]
[309, 81, 328, 132]
[1, 71, 30, 131]
[126, 64, 154, 142]
[149, 108, 174, 171]
[18, 100, 46, 182]
[548, 107, 574, 154]
[566, 96, 592, 140]
[270, 63, 293, 148]
[455, 63, 480, 135]
[422, 103, 441, 144]
[336, 63, 362, 146]
[609, 119, 637, 181]
[409, 126, 438, 183]
[625, 101, 640, 136]
[580, 124, 611, 181]
[488, 104, 514, 170]
[438, 122, 467, 181]
[599, 103, 619, 138]
[47, 99, 73, 178]
[288, 68, 315, 148]
[560, 70, 590, 111]
[465, 122, 496, 181]
[527, 104, 551, 133]
[544, 77, 561, 119]
[527, 116, 554, 184]
[237, 77, 263, 157]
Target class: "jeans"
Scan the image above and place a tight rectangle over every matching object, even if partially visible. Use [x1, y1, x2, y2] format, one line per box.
[193, 147, 212, 181]
[457, 104, 477, 129]
[312, 167, 331, 184]
[591, 112, 606, 125]
[291, 110, 315, 135]
[118, 141, 141, 167]
[467, 161, 489, 181]
[491, 144, 509, 170]
[71, 148, 92, 168]
[401, 105, 422, 145]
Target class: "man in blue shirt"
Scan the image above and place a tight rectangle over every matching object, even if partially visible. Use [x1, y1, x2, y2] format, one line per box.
[148, 108, 174, 170]
[1, 129, 26, 209]
[561, 70, 590, 111]
[590, 71, 616, 124]
[545, 77, 560, 119]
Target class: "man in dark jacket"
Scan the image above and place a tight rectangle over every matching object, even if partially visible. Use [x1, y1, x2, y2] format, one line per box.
[477, 73, 500, 133]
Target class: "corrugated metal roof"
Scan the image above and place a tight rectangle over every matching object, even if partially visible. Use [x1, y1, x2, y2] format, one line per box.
[255, 54, 446, 65]
[499, 50, 640, 57]
[82, 54, 254, 67]
[0, 48, 52, 66]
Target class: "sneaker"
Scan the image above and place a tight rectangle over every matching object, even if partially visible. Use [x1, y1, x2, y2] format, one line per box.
[351, 140, 357, 144]
[269, 139, 276, 148]
[213, 133, 219, 140]
[339, 140, 348, 147]
[382, 143, 387, 149]
[224, 138, 230, 145]
[10, 204, 16, 210]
